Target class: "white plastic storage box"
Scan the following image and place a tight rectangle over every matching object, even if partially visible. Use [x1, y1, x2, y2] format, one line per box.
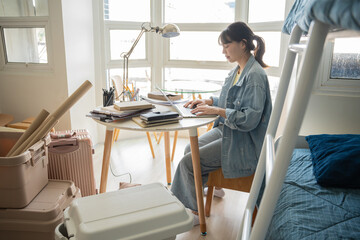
[0, 180, 81, 240]
[57, 183, 193, 240]
[0, 131, 50, 208]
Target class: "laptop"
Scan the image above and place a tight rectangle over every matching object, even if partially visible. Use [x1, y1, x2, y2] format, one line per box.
[156, 87, 217, 118]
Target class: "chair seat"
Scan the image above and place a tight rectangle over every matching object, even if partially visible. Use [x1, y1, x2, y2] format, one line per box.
[205, 168, 255, 218]
[206, 168, 254, 192]
[6, 122, 31, 130]
[0, 114, 14, 127]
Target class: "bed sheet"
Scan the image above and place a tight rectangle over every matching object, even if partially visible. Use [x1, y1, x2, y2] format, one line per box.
[266, 148, 360, 240]
[282, 0, 360, 34]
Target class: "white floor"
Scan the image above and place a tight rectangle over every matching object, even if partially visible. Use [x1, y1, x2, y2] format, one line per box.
[93, 132, 249, 240]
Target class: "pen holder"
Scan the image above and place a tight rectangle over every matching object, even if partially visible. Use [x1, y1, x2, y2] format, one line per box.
[103, 90, 114, 107]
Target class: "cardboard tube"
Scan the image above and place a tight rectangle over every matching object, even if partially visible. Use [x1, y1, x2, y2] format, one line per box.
[51, 80, 93, 119]
[10, 80, 92, 156]
[6, 109, 49, 157]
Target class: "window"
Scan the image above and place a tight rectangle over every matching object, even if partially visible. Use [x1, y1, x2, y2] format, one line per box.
[105, 0, 149, 22]
[0, 0, 48, 17]
[3, 27, 47, 63]
[101, 0, 291, 100]
[0, 0, 50, 70]
[248, 0, 286, 23]
[169, 31, 223, 61]
[109, 30, 146, 60]
[330, 37, 360, 80]
[164, 0, 235, 23]
[316, 36, 360, 96]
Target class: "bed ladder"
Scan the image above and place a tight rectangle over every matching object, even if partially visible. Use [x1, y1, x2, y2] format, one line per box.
[237, 21, 331, 240]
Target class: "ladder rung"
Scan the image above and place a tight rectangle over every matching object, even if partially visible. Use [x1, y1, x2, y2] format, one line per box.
[289, 43, 306, 53]
[266, 134, 275, 185]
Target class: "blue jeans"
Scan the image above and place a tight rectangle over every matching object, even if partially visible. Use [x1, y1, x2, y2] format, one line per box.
[171, 126, 223, 211]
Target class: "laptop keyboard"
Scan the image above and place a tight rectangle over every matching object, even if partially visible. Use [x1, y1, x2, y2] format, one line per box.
[175, 104, 197, 117]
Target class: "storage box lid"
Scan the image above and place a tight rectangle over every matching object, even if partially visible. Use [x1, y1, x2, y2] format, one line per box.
[64, 183, 193, 240]
[0, 180, 78, 222]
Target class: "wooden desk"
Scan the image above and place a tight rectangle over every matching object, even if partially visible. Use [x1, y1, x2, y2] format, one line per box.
[94, 105, 217, 235]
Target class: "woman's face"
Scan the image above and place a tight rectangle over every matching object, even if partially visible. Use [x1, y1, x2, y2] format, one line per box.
[222, 40, 246, 63]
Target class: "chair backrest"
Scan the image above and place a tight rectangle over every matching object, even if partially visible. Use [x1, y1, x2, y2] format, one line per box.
[111, 75, 123, 101]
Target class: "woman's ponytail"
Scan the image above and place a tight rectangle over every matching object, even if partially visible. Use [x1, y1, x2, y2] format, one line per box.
[219, 22, 269, 68]
[253, 35, 268, 68]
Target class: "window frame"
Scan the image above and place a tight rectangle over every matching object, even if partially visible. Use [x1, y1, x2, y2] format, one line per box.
[100, 0, 293, 92]
[315, 35, 360, 97]
[0, 16, 53, 72]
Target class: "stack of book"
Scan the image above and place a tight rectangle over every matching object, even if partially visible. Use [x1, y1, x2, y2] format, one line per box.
[87, 101, 154, 123]
[132, 111, 182, 128]
[113, 101, 154, 111]
[147, 91, 181, 101]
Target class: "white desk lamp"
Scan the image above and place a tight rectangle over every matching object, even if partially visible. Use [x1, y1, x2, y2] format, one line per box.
[120, 22, 180, 101]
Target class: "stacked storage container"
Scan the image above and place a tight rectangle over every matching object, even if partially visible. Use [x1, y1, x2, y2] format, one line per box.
[55, 183, 194, 240]
[0, 130, 80, 240]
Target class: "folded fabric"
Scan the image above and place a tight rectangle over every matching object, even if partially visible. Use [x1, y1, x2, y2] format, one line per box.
[305, 134, 360, 188]
[283, 0, 360, 35]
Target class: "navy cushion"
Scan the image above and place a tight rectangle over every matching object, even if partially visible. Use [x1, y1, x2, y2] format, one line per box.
[305, 134, 360, 188]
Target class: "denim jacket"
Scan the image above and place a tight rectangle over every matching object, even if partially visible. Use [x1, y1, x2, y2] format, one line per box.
[212, 55, 272, 178]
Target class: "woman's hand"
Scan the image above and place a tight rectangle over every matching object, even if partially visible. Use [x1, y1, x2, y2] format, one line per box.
[184, 98, 212, 109]
[191, 105, 226, 118]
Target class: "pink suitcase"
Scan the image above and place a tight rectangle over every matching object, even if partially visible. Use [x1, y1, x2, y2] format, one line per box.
[48, 129, 96, 196]
[0, 179, 80, 240]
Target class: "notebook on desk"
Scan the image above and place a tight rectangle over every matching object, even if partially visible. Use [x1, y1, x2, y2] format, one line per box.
[156, 87, 217, 118]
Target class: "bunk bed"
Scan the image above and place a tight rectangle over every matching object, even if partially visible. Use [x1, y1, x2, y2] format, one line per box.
[237, 0, 360, 239]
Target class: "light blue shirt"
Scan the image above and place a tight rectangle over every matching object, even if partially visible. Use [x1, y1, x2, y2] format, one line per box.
[212, 55, 272, 178]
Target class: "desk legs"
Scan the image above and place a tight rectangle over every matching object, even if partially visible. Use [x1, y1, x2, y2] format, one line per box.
[100, 127, 114, 193]
[189, 128, 207, 235]
[164, 132, 172, 185]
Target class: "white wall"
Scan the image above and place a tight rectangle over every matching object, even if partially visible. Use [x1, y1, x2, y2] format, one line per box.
[0, 0, 69, 130]
[0, 0, 99, 143]
[61, 0, 98, 141]
[277, 58, 360, 138]
[300, 94, 360, 135]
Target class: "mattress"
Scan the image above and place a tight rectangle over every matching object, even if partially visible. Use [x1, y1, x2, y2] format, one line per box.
[266, 148, 360, 239]
[282, 0, 360, 34]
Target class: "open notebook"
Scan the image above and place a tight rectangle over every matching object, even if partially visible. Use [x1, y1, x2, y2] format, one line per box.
[156, 87, 217, 118]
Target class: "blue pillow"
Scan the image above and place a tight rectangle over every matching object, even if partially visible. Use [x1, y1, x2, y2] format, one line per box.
[305, 134, 360, 188]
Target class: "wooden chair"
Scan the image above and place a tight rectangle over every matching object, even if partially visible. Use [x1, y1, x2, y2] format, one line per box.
[0, 113, 14, 127]
[5, 116, 56, 132]
[205, 168, 257, 223]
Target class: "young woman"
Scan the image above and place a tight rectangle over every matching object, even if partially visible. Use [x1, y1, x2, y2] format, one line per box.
[170, 21, 273, 224]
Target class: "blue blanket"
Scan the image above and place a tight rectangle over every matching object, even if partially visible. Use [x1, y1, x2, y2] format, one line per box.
[283, 0, 360, 34]
[266, 149, 360, 239]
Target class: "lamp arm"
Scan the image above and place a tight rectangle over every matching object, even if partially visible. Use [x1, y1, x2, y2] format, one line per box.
[122, 27, 147, 59]
[121, 26, 149, 101]
[120, 22, 169, 101]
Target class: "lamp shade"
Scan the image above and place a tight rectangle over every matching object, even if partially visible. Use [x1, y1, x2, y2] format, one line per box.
[161, 23, 180, 38]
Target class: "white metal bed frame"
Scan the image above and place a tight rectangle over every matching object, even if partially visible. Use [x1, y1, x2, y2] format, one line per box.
[237, 20, 360, 240]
